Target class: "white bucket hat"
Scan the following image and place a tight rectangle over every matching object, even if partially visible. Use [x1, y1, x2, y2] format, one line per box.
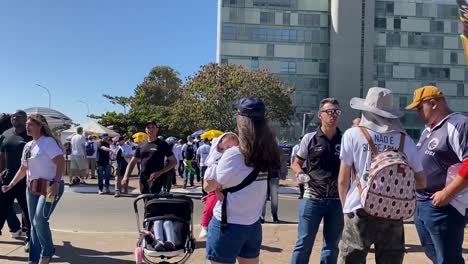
[350, 87, 403, 119]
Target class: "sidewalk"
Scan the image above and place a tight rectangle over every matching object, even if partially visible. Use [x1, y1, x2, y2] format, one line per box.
[2, 223, 464, 264]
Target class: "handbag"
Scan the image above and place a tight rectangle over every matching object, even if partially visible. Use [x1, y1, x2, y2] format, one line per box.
[29, 178, 48, 196]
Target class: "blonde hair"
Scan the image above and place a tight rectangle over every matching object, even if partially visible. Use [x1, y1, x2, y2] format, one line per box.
[28, 114, 63, 150]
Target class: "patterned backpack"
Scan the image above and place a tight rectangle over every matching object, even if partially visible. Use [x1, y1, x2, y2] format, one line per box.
[354, 127, 416, 220]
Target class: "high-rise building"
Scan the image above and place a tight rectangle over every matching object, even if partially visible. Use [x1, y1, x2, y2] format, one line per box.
[217, 0, 467, 139]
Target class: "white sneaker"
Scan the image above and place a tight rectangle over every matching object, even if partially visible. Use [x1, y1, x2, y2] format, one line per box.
[198, 226, 208, 239]
[11, 230, 25, 239]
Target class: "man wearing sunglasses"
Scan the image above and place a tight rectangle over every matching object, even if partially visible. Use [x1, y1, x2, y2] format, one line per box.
[290, 98, 343, 264]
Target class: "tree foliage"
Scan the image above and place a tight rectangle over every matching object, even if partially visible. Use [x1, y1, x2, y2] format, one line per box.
[93, 64, 293, 139]
[170, 63, 294, 135]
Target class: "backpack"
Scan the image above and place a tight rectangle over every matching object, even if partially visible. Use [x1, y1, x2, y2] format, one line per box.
[185, 144, 195, 160]
[354, 127, 416, 221]
[85, 142, 95, 156]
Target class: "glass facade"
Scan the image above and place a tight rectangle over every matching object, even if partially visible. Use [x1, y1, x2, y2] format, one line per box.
[219, 0, 330, 138]
[373, 0, 468, 135]
[218, 0, 467, 140]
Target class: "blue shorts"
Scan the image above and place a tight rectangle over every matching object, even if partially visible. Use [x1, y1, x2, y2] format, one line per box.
[206, 217, 262, 263]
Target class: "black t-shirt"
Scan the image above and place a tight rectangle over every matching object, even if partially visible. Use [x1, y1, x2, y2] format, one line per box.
[0, 128, 32, 183]
[96, 141, 110, 166]
[135, 139, 174, 178]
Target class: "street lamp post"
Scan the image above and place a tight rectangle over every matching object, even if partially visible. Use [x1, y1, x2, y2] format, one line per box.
[35, 84, 51, 108]
[77, 100, 90, 120]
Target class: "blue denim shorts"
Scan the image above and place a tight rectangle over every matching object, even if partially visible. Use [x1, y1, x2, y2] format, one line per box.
[206, 217, 262, 263]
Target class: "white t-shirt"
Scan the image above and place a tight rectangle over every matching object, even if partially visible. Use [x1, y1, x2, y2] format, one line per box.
[196, 144, 211, 166]
[340, 127, 423, 213]
[85, 141, 97, 159]
[172, 144, 183, 162]
[119, 144, 133, 162]
[71, 134, 86, 157]
[213, 147, 267, 225]
[22, 136, 63, 182]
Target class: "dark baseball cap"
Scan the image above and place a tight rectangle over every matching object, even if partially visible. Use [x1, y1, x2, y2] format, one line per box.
[145, 120, 159, 127]
[12, 110, 27, 118]
[236, 97, 265, 118]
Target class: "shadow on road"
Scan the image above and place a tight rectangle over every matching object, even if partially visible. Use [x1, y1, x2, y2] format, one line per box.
[54, 241, 134, 264]
[195, 240, 282, 253]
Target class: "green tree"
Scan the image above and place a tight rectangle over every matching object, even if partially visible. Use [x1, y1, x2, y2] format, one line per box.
[91, 66, 183, 137]
[170, 63, 294, 134]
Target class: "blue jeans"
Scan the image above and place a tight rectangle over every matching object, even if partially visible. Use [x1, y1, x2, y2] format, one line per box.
[97, 165, 111, 191]
[291, 198, 343, 264]
[26, 181, 64, 263]
[206, 217, 262, 263]
[414, 200, 466, 264]
[262, 177, 279, 219]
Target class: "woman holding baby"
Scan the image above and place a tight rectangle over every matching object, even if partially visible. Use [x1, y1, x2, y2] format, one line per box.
[204, 97, 280, 264]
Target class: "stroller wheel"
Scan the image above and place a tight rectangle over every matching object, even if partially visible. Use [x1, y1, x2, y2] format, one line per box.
[135, 247, 143, 264]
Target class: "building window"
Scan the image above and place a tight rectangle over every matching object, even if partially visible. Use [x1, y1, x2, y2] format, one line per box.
[267, 44, 274, 57]
[222, 26, 236, 40]
[375, 48, 386, 62]
[280, 61, 296, 73]
[283, 13, 290, 25]
[378, 80, 385, 87]
[319, 63, 328, 74]
[399, 96, 408, 109]
[394, 18, 401, 30]
[430, 21, 444, 33]
[450, 52, 458, 65]
[386, 2, 394, 15]
[252, 28, 267, 40]
[298, 14, 320, 26]
[386, 33, 400, 47]
[220, 58, 228, 64]
[251, 57, 259, 71]
[260, 12, 275, 24]
[375, 18, 386, 29]
[457, 84, 465, 96]
[229, 8, 238, 22]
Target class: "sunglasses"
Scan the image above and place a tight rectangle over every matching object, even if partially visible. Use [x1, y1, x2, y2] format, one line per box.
[320, 109, 342, 116]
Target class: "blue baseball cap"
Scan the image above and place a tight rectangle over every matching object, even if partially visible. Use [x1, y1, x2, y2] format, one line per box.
[236, 97, 265, 118]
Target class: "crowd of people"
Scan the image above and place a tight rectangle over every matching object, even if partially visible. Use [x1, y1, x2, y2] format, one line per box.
[0, 85, 467, 264]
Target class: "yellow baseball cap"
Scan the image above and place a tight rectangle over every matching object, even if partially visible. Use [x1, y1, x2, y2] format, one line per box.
[405, 86, 445, 110]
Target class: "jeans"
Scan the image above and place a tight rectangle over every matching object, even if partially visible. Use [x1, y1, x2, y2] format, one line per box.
[291, 198, 343, 264]
[0, 179, 30, 240]
[26, 181, 64, 263]
[414, 200, 466, 264]
[262, 177, 279, 220]
[177, 160, 184, 177]
[97, 164, 111, 191]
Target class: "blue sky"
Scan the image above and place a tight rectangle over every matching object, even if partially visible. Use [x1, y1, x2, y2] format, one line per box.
[1, 1, 217, 124]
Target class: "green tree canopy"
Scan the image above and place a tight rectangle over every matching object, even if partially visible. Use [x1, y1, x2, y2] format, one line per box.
[90, 66, 183, 137]
[170, 63, 294, 135]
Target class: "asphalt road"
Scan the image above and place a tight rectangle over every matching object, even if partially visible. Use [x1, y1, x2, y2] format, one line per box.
[48, 191, 302, 234]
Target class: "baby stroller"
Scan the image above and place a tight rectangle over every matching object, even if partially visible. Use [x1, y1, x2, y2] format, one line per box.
[133, 193, 196, 264]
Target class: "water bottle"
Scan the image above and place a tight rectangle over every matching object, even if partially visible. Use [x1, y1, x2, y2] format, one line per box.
[46, 183, 55, 203]
[297, 173, 310, 183]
